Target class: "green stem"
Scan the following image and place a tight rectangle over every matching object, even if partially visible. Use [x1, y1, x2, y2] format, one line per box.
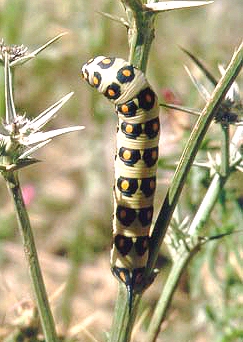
[109, 3, 157, 341]
[121, 0, 156, 72]
[6, 171, 58, 342]
[147, 40, 243, 274]
[188, 173, 225, 235]
[145, 41, 243, 342]
[146, 170, 228, 342]
[146, 248, 192, 342]
[220, 123, 230, 177]
[110, 283, 140, 342]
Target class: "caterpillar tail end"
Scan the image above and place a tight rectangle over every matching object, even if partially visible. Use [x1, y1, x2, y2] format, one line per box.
[127, 283, 134, 314]
[112, 266, 146, 314]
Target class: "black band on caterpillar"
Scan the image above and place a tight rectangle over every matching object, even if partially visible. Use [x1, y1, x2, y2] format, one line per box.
[81, 56, 160, 312]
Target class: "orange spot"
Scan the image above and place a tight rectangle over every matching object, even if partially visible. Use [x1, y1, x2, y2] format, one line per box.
[149, 180, 155, 189]
[125, 124, 133, 133]
[143, 239, 148, 248]
[120, 210, 127, 219]
[152, 122, 159, 132]
[145, 94, 152, 103]
[119, 271, 126, 283]
[108, 89, 116, 97]
[121, 180, 130, 190]
[121, 104, 129, 113]
[123, 150, 131, 160]
[118, 238, 125, 247]
[151, 150, 158, 160]
[147, 210, 152, 220]
[102, 58, 111, 64]
[122, 69, 131, 77]
[134, 272, 143, 284]
[93, 76, 99, 85]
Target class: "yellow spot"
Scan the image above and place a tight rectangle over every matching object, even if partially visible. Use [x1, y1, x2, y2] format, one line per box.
[149, 180, 155, 189]
[121, 104, 129, 113]
[123, 150, 132, 160]
[102, 58, 111, 64]
[108, 88, 116, 97]
[152, 122, 159, 132]
[119, 271, 126, 283]
[125, 124, 133, 133]
[93, 76, 99, 85]
[151, 150, 158, 160]
[120, 210, 127, 219]
[122, 69, 131, 77]
[121, 180, 130, 190]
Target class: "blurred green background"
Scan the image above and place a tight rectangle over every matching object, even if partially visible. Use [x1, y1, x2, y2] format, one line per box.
[0, 0, 242, 341]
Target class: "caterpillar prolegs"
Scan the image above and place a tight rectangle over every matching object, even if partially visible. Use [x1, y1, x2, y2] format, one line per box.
[81, 56, 160, 310]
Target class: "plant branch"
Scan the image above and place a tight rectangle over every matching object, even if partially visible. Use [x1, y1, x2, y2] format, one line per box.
[5, 171, 58, 342]
[110, 283, 140, 342]
[146, 123, 243, 342]
[220, 124, 230, 177]
[121, 0, 155, 72]
[147, 40, 243, 274]
[145, 42, 243, 341]
[146, 246, 194, 342]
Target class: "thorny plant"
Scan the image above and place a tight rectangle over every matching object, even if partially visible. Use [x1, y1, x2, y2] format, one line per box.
[0, 1, 242, 342]
[106, 2, 243, 342]
[0, 35, 84, 342]
[161, 50, 243, 341]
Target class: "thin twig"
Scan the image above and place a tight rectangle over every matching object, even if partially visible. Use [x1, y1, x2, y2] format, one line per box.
[148, 40, 243, 273]
[146, 41, 243, 342]
[5, 171, 58, 342]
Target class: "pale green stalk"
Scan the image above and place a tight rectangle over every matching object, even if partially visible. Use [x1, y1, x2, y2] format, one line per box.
[0, 33, 82, 342]
[220, 124, 230, 177]
[147, 40, 243, 273]
[110, 1, 215, 341]
[146, 41, 243, 342]
[5, 171, 58, 342]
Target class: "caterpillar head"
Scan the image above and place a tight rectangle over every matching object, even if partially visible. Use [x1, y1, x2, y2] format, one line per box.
[81, 56, 107, 88]
[81, 56, 148, 104]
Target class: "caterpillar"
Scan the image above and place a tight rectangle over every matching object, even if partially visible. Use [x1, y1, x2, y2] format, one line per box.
[81, 56, 160, 311]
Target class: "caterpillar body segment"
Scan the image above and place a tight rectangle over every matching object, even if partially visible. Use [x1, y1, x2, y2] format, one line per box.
[81, 56, 160, 311]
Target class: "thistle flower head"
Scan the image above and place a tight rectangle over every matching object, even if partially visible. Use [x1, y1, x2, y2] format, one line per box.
[0, 39, 28, 63]
[0, 32, 67, 67]
[162, 49, 243, 126]
[214, 65, 243, 125]
[182, 49, 243, 126]
[0, 37, 84, 173]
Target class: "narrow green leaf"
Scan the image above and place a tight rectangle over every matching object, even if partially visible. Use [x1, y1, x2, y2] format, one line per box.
[184, 65, 211, 101]
[160, 102, 201, 116]
[180, 46, 218, 86]
[148, 40, 243, 274]
[97, 11, 129, 27]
